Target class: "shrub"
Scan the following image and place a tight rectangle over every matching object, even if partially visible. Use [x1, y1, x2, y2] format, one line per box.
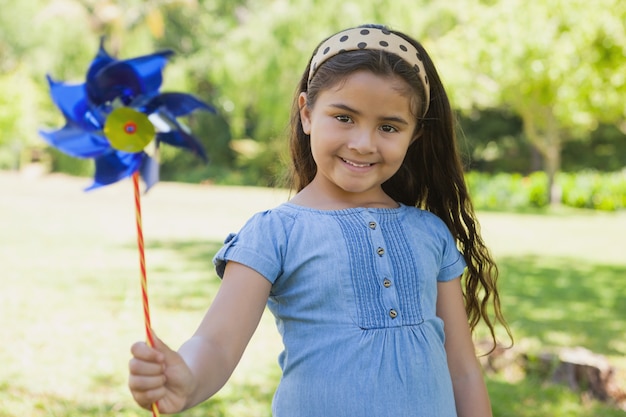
[47, 148, 93, 177]
[466, 170, 626, 211]
[560, 171, 626, 211]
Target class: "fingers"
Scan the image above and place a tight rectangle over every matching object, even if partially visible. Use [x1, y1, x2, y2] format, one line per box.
[128, 371, 166, 407]
[128, 332, 191, 413]
[129, 337, 167, 409]
[129, 352, 164, 376]
[128, 366, 165, 390]
[131, 340, 164, 362]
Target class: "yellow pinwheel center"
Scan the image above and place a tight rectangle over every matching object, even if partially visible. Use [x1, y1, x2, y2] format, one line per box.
[104, 107, 155, 153]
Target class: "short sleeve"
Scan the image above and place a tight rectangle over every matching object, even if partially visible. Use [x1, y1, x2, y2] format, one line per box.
[436, 221, 467, 282]
[212, 210, 290, 284]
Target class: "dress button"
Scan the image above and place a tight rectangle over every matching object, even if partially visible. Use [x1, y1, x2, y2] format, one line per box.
[383, 278, 392, 288]
[377, 247, 385, 256]
[389, 309, 398, 319]
[369, 221, 377, 230]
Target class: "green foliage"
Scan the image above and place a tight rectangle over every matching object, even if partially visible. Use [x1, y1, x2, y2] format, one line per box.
[2, 0, 625, 193]
[527, 173, 550, 208]
[192, 0, 440, 177]
[47, 148, 94, 177]
[439, 0, 626, 129]
[466, 171, 548, 210]
[562, 124, 626, 173]
[0, 69, 44, 149]
[458, 109, 531, 173]
[436, 0, 626, 203]
[159, 111, 235, 182]
[466, 170, 626, 211]
[561, 171, 626, 211]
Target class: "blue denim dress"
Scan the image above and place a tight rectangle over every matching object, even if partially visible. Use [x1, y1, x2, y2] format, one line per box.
[214, 203, 466, 417]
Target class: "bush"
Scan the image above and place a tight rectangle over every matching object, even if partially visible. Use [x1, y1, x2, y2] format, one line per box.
[47, 148, 93, 177]
[465, 171, 549, 210]
[561, 171, 626, 211]
[466, 170, 626, 211]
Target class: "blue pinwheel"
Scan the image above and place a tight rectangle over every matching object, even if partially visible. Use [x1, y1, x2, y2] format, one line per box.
[39, 38, 214, 190]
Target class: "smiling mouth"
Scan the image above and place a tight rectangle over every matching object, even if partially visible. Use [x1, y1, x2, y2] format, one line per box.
[341, 157, 373, 168]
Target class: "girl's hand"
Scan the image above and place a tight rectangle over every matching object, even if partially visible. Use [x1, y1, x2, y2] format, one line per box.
[128, 333, 195, 414]
[128, 262, 272, 412]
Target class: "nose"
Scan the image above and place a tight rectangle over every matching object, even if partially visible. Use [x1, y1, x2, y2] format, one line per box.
[347, 129, 376, 154]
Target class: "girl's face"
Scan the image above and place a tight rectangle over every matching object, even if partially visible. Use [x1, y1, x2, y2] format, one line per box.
[299, 70, 418, 206]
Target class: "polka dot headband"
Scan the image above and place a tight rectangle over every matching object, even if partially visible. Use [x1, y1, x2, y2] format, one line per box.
[308, 27, 430, 116]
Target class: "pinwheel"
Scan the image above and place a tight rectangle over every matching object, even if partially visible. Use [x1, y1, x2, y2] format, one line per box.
[40, 38, 213, 190]
[39, 39, 215, 417]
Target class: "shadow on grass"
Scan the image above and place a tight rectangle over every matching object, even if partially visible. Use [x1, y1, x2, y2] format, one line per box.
[497, 255, 626, 356]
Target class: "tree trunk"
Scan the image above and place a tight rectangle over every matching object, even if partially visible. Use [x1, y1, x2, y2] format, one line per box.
[521, 108, 562, 206]
[476, 341, 626, 411]
[530, 145, 543, 173]
[544, 138, 562, 206]
[535, 347, 626, 410]
[544, 110, 562, 205]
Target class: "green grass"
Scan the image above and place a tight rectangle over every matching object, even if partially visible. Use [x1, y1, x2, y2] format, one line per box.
[1, 172, 625, 416]
[498, 256, 626, 355]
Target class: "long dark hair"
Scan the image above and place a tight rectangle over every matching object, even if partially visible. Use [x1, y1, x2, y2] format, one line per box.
[288, 24, 511, 350]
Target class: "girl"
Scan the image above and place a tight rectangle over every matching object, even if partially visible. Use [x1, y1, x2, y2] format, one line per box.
[128, 24, 510, 417]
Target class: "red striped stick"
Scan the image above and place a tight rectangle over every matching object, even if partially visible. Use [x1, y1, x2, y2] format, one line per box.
[132, 171, 160, 417]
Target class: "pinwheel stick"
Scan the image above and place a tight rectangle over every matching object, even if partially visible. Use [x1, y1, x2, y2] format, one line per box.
[132, 171, 160, 417]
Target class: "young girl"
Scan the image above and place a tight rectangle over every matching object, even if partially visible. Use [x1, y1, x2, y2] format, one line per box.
[128, 24, 510, 417]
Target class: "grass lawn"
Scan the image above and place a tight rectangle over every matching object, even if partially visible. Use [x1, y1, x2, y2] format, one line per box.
[1, 172, 625, 416]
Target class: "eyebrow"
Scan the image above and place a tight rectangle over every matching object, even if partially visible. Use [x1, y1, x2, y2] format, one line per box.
[329, 103, 410, 126]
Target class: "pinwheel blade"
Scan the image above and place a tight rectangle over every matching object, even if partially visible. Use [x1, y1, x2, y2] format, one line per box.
[143, 92, 216, 117]
[157, 129, 208, 162]
[39, 124, 110, 158]
[85, 37, 116, 84]
[86, 50, 174, 107]
[46, 76, 102, 131]
[125, 50, 175, 93]
[140, 154, 160, 192]
[86, 151, 144, 190]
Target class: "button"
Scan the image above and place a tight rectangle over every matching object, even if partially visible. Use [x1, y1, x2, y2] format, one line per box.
[389, 309, 398, 319]
[377, 247, 385, 256]
[383, 278, 392, 288]
[369, 221, 377, 230]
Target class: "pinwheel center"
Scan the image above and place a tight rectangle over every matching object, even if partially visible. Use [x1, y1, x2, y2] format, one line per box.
[124, 122, 138, 134]
[104, 107, 155, 153]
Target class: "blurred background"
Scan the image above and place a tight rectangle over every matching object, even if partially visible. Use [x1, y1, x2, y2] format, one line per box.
[2, 0, 625, 209]
[1, 0, 625, 416]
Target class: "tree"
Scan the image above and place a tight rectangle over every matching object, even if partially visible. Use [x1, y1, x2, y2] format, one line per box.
[197, 0, 438, 183]
[434, 0, 626, 204]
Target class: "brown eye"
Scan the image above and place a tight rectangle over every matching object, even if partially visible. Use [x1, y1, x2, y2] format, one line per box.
[335, 115, 352, 123]
[380, 124, 398, 133]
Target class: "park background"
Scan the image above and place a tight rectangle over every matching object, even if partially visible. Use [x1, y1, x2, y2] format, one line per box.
[1, 0, 625, 416]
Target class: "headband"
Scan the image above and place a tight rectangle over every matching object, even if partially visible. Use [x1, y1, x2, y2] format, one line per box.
[308, 27, 430, 116]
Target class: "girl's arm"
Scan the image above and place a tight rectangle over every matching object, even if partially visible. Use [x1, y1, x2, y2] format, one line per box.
[128, 261, 272, 413]
[179, 261, 272, 408]
[437, 277, 493, 417]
